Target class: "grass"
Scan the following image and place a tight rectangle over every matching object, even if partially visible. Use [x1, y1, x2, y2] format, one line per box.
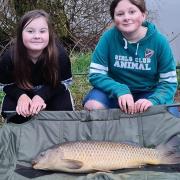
[0, 90, 4, 124]
[176, 68, 180, 89]
[70, 52, 92, 110]
[175, 68, 180, 102]
[0, 91, 4, 103]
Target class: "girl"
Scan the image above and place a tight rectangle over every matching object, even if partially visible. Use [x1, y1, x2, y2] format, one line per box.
[83, 0, 177, 114]
[0, 9, 74, 123]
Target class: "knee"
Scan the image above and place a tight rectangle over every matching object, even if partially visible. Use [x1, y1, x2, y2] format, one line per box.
[84, 100, 106, 110]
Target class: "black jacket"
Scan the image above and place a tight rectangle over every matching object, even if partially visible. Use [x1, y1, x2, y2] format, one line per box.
[0, 44, 72, 102]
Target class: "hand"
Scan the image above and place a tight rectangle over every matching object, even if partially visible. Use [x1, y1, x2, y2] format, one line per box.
[16, 94, 32, 117]
[135, 99, 153, 113]
[30, 95, 46, 115]
[118, 94, 135, 114]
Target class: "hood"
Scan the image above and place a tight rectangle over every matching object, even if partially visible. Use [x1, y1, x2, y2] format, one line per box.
[115, 21, 157, 56]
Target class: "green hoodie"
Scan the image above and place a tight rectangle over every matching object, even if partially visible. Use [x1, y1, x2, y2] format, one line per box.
[89, 21, 177, 105]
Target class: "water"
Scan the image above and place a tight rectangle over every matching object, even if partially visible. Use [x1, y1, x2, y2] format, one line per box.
[146, 0, 180, 63]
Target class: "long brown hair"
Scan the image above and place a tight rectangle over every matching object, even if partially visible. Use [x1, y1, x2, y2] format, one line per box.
[13, 9, 59, 89]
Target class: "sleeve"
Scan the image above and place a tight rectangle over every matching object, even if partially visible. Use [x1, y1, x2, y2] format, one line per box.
[3, 84, 27, 101]
[34, 44, 73, 102]
[0, 49, 27, 100]
[147, 36, 177, 105]
[89, 32, 130, 98]
[0, 49, 14, 84]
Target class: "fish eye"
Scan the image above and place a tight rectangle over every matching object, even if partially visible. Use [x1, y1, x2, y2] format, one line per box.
[40, 152, 45, 157]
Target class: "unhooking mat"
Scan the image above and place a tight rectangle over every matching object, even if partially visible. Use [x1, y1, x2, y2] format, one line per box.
[1, 105, 180, 180]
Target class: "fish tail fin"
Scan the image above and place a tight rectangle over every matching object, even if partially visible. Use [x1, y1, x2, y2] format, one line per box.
[157, 136, 180, 164]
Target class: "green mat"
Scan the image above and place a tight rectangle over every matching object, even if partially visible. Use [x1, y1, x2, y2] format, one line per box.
[1, 105, 180, 180]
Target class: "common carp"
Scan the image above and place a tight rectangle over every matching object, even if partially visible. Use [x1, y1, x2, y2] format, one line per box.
[32, 140, 180, 173]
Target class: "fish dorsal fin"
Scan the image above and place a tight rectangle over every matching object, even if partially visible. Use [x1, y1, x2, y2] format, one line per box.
[122, 141, 142, 147]
[62, 159, 83, 169]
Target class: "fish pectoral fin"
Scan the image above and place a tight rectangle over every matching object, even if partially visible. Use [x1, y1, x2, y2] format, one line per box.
[62, 159, 83, 169]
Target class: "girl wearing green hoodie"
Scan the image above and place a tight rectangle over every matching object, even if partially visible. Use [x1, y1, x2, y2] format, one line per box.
[83, 0, 177, 114]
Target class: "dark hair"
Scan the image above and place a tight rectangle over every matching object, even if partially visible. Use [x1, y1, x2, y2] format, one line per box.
[110, 0, 147, 19]
[13, 9, 59, 89]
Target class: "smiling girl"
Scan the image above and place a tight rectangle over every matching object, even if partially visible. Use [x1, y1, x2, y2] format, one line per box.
[83, 0, 177, 114]
[0, 10, 74, 123]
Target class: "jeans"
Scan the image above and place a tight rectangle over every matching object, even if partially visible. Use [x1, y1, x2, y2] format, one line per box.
[83, 88, 154, 108]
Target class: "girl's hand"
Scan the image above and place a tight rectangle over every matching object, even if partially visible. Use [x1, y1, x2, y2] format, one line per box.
[135, 99, 153, 113]
[118, 94, 135, 114]
[16, 94, 32, 117]
[30, 95, 46, 115]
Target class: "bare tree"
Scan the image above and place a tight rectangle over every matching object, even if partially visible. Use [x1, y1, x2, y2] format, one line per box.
[0, 0, 113, 53]
[62, 0, 112, 51]
[2, 0, 177, 53]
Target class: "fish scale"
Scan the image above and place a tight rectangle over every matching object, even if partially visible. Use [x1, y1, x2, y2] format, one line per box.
[59, 141, 160, 169]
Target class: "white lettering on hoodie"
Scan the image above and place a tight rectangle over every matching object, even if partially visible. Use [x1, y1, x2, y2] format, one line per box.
[114, 55, 151, 70]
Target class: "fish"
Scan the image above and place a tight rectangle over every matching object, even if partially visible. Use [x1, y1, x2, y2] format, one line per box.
[32, 139, 180, 173]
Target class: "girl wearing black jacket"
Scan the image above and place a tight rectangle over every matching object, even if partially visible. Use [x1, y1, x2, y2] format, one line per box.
[0, 10, 74, 123]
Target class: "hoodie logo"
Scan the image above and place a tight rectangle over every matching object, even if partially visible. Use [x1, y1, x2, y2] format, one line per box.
[145, 49, 154, 58]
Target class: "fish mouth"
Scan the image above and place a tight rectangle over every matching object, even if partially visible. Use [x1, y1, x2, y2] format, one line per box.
[31, 160, 37, 167]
